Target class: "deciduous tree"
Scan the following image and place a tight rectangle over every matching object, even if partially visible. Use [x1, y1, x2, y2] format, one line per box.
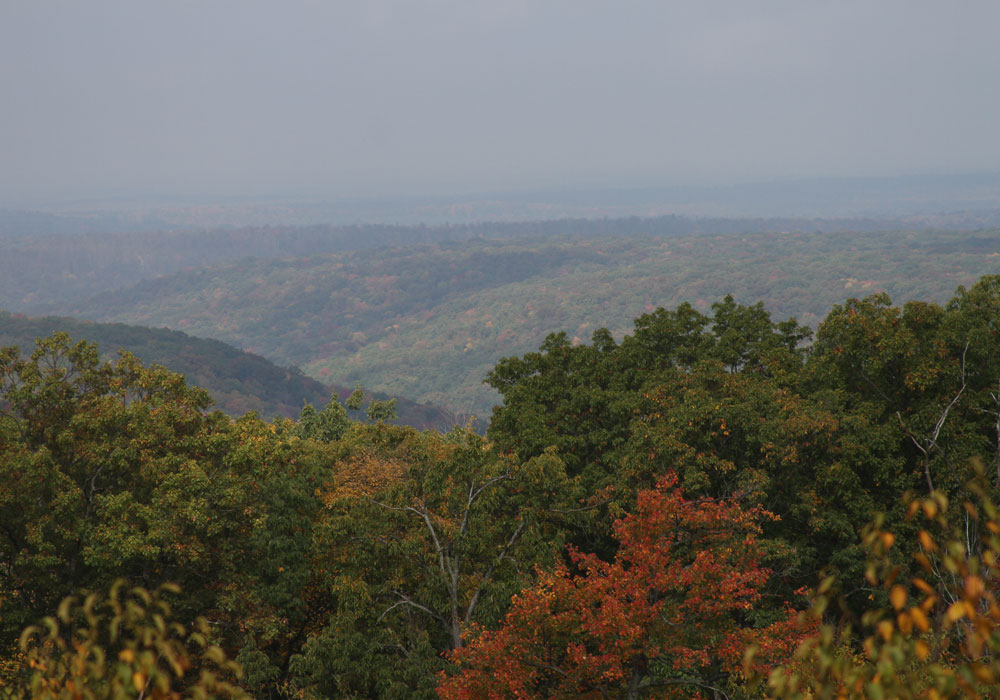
[439, 472, 806, 700]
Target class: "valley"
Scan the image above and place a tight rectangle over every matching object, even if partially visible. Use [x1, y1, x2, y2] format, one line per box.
[19, 224, 998, 416]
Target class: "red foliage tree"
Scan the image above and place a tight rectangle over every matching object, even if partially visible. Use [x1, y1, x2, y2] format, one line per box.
[438, 472, 807, 700]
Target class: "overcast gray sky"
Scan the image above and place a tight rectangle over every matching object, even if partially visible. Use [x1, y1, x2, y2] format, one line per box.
[2, 1, 999, 207]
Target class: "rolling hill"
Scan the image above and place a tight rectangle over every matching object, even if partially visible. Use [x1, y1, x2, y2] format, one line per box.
[0, 312, 452, 428]
[48, 227, 1000, 416]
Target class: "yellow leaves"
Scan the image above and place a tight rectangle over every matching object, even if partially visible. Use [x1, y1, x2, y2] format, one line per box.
[888, 604, 931, 637]
[909, 606, 930, 632]
[889, 585, 907, 611]
[971, 662, 994, 683]
[964, 575, 985, 601]
[132, 670, 148, 690]
[946, 601, 967, 623]
[768, 475, 1000, 700]
[877, 620, 894, 642]
[321, 452, 409, 504]
[12, 581, 249, 699]
[896, 612, 912, 635]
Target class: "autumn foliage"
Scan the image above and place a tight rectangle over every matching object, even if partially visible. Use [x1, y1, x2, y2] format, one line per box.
[2, 581, 246, 700]
[5, 276, 1000, 699]
[439, 472, 808, 700]
[769, 460, 1000, 700]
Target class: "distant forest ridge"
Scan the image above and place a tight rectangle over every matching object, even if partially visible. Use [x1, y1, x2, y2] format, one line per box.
[5, 170, 1000, 229]
[40, 227, 1000, 416]
[4, 208, 1000, 312]
[0, 312, 453, 429]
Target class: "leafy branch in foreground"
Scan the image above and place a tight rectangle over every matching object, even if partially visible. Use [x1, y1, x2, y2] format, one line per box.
[3, 580, 247, 700]
[765, 459, 1000, 700]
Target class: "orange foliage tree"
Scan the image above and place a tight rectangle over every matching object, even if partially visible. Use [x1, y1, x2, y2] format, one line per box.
[438, 472, 808, 700]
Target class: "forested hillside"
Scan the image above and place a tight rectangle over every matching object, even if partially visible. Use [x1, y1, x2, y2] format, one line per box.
[3, 277, 1000, 699]
[0, 312, 450, 428]
[0, 214, 800, 309]
[52, 227, 1000, 415]
[1, 210, 995, 310]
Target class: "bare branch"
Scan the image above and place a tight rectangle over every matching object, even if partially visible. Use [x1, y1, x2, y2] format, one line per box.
[544, 499, 612, 515]
[378, 592, 446, 625]
[469, 471, 512, 505]
[895, 341, 969, 494]
[465, 519, 527, 624]
[370, 498, 451, 579]
[927, 342, 968, 452]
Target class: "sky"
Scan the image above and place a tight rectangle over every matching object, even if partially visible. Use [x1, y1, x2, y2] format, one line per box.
[2, 1, 999, 207]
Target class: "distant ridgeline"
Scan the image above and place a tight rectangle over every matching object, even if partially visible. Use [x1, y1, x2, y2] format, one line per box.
[4, 210, 1000, 311]
[44, 227, 1000, 416]
[4, 209, 999, 417]
[0, 312, 452, 429]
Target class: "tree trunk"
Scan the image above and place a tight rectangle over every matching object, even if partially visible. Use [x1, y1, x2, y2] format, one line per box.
[625, 662, 644, 700]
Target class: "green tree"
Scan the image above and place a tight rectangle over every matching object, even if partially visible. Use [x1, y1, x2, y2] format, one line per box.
[0, 334, 326, 697]
[486, 300, 818, 570]
[291, 425, 572, 700]
[295, 393, 351, 442]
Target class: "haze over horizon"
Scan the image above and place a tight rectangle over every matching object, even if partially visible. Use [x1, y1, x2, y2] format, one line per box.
[3, 1, 1000, 209]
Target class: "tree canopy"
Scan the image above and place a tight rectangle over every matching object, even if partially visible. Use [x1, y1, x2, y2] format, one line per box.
[3, 276, 1000, 699]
